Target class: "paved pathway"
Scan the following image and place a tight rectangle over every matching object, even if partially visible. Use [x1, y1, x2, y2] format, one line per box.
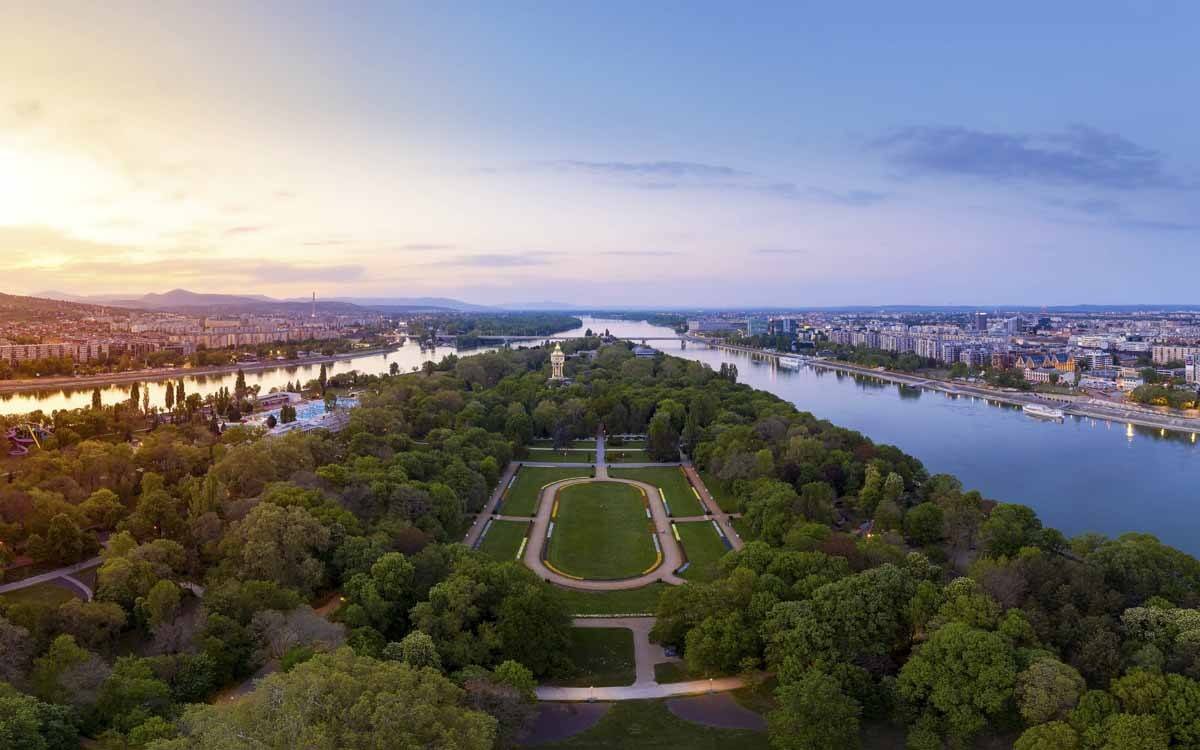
[537, 617, 746, 701]
[0, 556, 101, 599]
[462, 461, 520, 548]
[523, 472, 686, 589]
[682, 463, 745, 551]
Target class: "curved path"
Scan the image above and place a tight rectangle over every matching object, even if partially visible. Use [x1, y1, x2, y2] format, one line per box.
[536, 616, 747, 701]
[524, 476, 686, 589]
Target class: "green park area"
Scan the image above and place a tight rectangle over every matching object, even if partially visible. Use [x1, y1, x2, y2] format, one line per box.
[538, 700, 770, 750]
[476, 519, 529, 562]
[606, 449, 652, 463]
[502, 467, 590, 515]
[550, 627, 637, 687]
[525, 448, 596, 463]
[0, 581, 79, 608]
[699, 470, 740, 513]
[556, 584, 668, 616]
[610, 467, 704, 516]
[533, 438, 598, 449]
[546, 482, 657, 580]
[676, 521, 730, 581]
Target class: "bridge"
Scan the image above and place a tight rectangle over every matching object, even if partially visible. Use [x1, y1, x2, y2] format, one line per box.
[471, 335, 685, 342]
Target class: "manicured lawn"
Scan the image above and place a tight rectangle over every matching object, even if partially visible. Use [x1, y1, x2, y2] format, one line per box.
[556, 584, 668, 616]
[607, 439, 646, 449]
[534, 439, 597, 449]
[550, 628, 636, 687]
[610, 467, 704, 517]
[525, 449, 597, 464]
[676, 521, 731, 581]
[503, 467, 590, 516]
[731, 517, 752, 541]
[653, 662, 694, 684]
[606, 449, 653, 463]
[477, 520, 530, 562]
[698, 470, 740, 513]
[536, 699, 770, 750]
[0, 582, 79, 608]
[547, 482, 657, 580]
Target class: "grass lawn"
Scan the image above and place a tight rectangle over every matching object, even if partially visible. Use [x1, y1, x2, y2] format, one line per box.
[0, 582, 79, 608]
[607, 439, 646, 449]
[535, 699, 770, 750]
[730, 517, 752, 541]
[477, 519, 530, 562]
[533, 439, 597, 449]
[610, 467, 704, 516]
[503, 468, 591, 516]
[547, 482, 657, 580]
[698, 470, 740, 513]
[606, 449, 653, 463]
[676, 522, 731, 581]
[525, 449, 596, 464]
[653, 662, 695, 684]
[556, 584, 668, 616]
[550, 628, 636, 687]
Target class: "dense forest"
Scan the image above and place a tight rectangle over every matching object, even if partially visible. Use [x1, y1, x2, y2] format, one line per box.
[1, 339, 1199, 748]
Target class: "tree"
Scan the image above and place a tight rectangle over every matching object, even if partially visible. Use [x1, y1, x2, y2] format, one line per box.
[0, 681, 78, 750]
[1015, 657, 1086, 725]
[31, 635, 110, 707]
[27, 514, 95, 566]
[1099, 713, 1169, 750]
[153, 649, 496, 749]
[219, 503, 331, 595]
[140, 579, 182, 628]
[280, 402, 297, 424]
[394, 630, 441, 670]
[318, 363, 328, 393]
[898, 622, 1017, 743]
[130, 381, 141, 411]
[769, 669, 861, 750]
[980, 503, 1043, 557]
[174, 381, 185, 409]
[55, 599, 126, 650]
[164, 383, 174, 411]
[1014, 721, 1079, 750]
[647, 412, 680, 462]
[0, 616, 34, 685]
[92, 387, 103, 410]
[904, 503, 944, 546]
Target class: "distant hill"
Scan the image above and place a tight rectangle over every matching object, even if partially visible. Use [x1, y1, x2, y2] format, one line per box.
[36, 289, 364, 315]
[0, 291, 117, 323]
[310, 296, 495, 312]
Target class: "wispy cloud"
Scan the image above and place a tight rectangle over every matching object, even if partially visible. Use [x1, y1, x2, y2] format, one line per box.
[1045, 196, 1199, 232]
[435, 252, 557, 268]
[599, 250, 681, 257]
[542, 160, 749, 179]
[874, 124, 1189, 190]
[754, 248, 807, 255]
[224, 225, 266, 236]
[398, 243, 457, 251]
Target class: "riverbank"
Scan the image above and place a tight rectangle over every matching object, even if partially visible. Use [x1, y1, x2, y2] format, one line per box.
[686, 338, 1200, 437]
[0, 345, 402, 397]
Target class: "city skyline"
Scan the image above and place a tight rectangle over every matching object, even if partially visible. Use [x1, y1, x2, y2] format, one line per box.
[2, 2, 1198, 306]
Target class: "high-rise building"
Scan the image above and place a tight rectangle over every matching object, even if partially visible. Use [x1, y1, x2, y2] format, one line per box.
[972, 312, 990, 332]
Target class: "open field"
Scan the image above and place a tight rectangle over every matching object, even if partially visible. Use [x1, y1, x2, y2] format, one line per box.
[534, 439, 598, 449]
[478, 519, 530, 562]
[534, 699, 770, 749]
[547, 482, 657, 580]
[605, 449, 653, 464]
[0, 581, 79, 608]
[611, 467, 704, 516]
[676, 521, 730, 581]
[525, 449, 597, 464]
[503, 467, 591, 515]
[556, 584, 668, 616]
[550, 628, 636, 687]
[699, 470, 739, 513]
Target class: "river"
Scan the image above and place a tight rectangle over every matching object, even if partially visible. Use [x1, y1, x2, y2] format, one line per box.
[4, 316, 1195, 553]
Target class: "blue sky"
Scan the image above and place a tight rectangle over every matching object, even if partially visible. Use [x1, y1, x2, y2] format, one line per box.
[1, 1, 1196, 305]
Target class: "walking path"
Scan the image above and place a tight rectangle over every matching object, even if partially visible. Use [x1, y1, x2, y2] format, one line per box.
[522, 435, 687, 589]
[462, 461, 520, 548]
[536, 616, 746, 701]
[0, 556, 101, 599]
[681, 463, 745, 551]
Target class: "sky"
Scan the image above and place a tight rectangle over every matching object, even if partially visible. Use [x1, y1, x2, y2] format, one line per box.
[1, 1, 1197, 307]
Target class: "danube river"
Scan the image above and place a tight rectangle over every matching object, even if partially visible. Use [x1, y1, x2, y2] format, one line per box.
[3, 316, 1196, 553]
[563, 318, 1199, 554]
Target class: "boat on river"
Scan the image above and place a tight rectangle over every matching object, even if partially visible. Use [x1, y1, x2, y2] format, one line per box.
[1024, 404, 1065, 421]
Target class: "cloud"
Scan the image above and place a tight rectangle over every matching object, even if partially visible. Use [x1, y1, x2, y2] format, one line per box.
[397, 243, 457, 251]
[224, 225, 265, 236]
[874, 124, 1188, 190]
[249, 262, 365, 282]
[435, 253, 557, 268]
[754, 248, 807, 255]
[543, 160, 749, 179]
[599, 250, 681, 257]
[1045, 196, 1199, 232]
[755, 183, 889, 205]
